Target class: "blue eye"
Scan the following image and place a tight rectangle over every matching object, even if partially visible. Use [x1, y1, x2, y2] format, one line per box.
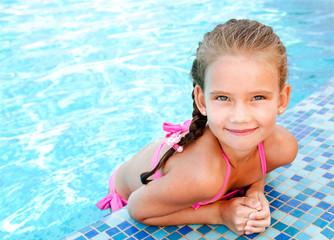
[253, 95, 265, 101]
[217, 96, 229, 101]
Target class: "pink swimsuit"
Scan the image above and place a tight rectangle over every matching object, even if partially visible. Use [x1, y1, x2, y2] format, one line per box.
[96, 120, 267, 212]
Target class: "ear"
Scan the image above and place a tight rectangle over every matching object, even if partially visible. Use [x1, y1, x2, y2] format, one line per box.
[194, 85, 207, 116]
[277, 83, 291, 115]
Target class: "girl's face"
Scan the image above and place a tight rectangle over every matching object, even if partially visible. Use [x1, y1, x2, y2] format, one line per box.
[195, 55, 290, 153]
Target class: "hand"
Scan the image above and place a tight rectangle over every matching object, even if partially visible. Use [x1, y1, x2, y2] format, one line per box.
[218, 197, 261, 235]
[244, 190, 271, 235]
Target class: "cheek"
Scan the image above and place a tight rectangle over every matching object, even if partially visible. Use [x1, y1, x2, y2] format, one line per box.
[253, 105, 277, 125]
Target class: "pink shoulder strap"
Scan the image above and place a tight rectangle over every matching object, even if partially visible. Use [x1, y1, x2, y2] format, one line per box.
[192, 150, 231, 209]
[258, 142, 267, 174]
[152, 120, 191, 179]
[192, 142, 266, 209]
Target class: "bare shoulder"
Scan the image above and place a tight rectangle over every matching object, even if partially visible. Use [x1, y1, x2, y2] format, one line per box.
[164, 128, 227, 204]
[264, 124, 298, 172]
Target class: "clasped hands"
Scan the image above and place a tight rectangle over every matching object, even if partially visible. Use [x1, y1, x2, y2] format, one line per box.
[219, 190, 271, 235]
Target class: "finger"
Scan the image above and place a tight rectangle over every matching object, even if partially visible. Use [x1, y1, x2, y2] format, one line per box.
[258, 194, 269, 207]
[240, 197, 262, 211]
[234, 204, 257, 219]
[244, 224, 266, 235]
[247, 218, 271, 228]
[249, 209, 270, 220]
[244, 219, 270, 234]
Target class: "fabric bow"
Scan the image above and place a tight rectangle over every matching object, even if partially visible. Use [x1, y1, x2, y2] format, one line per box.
[162, 120, 191, 152]
[96, 193, 127, 212]
[162, 120, 191, 137]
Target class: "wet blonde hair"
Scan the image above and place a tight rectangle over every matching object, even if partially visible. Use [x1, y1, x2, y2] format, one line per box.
[141, 19, 287, 184]
[193, 19, 287, 91]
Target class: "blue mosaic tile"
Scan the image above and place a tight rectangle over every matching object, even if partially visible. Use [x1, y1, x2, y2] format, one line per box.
[273, 222, 288, 231]
[197, 225, 212, 235]
[96, 223, 110, 232]
[321, 163, 332, 170]
[78, 226, 92, 234]
[145, 226, 160, 234]
[163, 226, 179, 233]
[124, 226, 139, 236]
[117, 221, 132, 230]
[293, 220, 308, 230]
[272, 199, 284, 208]
[134, 230, 149, 239]
[84, 229, 99, 238]
[320, 212, 334, 222]
[214, 225, 229, 234]
[317, 201, 331, 210]
[284, 226, 299, 237]
[291, 209, 305, 218]
[106, 227, 120, 237]
[277, 194, 291, 202]
[287, 198, 302, 207]
[275, 232, 290, 240]
[177, 226, 192, 235]
[303, 156, 314, 162]
[298, 203, 312, 211]
[153, 229, 168, 238]
[291, 174, 303, 182]
[268, 190, 281, 198]
[295, 193, 308, 201]
[321, 227, 334, 240]
[323, 172, 334, 179]
[313, 191, 326, 199]
[328, 206, 334, 214]
[280, 204, 294, 213]
[165, 231, 182, 239]
[303, 188, 316, 196]
[313, 218, 329, 228]
[113, 232, 127, 239]
[74, 236, 86, 240]
[295, 232, 312, 240]
[300, 213, 316, 223]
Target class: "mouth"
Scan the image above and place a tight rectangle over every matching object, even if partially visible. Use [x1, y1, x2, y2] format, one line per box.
[226, 128, 258, 136]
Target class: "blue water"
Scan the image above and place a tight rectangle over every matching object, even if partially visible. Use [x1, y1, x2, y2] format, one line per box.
[1, 0, 333, 239]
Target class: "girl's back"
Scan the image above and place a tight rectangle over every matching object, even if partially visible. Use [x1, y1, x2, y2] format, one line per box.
[116, 127, 226, 201]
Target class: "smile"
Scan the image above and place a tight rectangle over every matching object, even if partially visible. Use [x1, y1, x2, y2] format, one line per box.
[226, 128, 258, 136]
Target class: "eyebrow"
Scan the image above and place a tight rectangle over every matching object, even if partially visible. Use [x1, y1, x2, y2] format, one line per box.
[209, 90, 274, 95]
[249, 90, 275, 95]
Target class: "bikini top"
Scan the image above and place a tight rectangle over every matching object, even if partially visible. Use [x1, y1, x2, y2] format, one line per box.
[151, 121, 267, 209]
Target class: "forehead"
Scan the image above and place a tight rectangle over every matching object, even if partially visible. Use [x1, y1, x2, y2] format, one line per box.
[205, 56, 279, 92]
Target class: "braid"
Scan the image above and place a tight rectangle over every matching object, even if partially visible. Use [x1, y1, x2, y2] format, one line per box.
[140, 89, 207, 184]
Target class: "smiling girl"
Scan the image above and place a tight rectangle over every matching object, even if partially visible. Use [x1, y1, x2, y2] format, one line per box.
[96, 19, 298, 235]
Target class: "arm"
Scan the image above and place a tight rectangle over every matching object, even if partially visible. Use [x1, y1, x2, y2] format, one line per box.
[127, 166, 224, 224]
[129, 188, 259, 235]
[127, 170, 260, 235]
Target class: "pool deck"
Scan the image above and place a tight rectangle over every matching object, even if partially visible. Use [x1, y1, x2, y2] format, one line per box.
[64, 78, 334, 240]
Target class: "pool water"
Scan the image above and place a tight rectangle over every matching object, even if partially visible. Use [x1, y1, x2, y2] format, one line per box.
[1, 0, 333, 239]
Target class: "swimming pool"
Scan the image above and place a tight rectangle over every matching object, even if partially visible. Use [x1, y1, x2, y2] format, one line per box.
[1, 0, 333, 239]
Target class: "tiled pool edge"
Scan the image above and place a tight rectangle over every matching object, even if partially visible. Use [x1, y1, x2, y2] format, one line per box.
[64, 78, 334, 240]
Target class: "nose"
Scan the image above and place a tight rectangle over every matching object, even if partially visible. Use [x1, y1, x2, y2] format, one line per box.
[229, 102, 251, 124]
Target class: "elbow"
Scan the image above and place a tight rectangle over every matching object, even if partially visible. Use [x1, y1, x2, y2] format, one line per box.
[127, 195, 146, 223]
[289, 135, 299, 164]
[127, 207, 142, 222]
[128, 208, 150, 224]
[127, 200, 158, 226]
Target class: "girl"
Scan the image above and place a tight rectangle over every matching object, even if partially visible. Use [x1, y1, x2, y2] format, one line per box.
[96, 19, 298, 235]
